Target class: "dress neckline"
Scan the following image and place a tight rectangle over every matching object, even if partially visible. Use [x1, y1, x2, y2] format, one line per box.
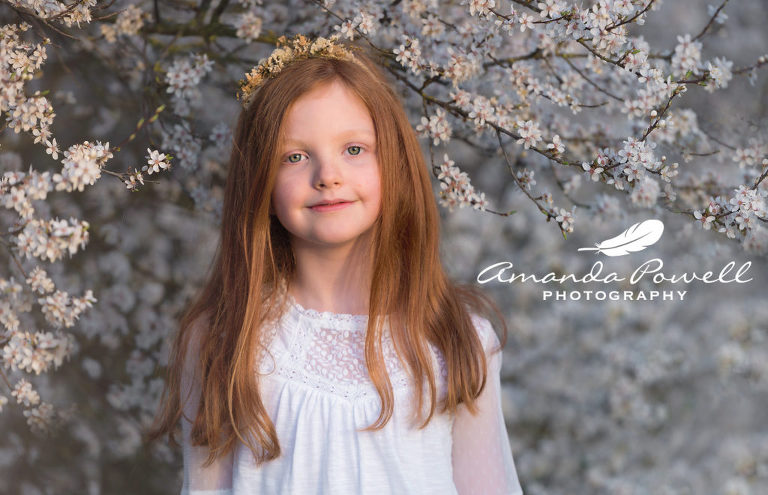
[286, 293, 370, 325]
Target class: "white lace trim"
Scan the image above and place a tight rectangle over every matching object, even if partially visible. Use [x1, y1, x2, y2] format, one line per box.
[286, 293, 370, 329]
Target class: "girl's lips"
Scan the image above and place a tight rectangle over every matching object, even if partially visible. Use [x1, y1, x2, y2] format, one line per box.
[309, 201, 354, 212]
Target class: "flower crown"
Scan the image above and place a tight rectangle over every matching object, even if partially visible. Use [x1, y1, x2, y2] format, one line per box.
[237, 33, 364, 108]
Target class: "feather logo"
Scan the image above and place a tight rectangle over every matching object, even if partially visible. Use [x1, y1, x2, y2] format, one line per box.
[577, 219, 664, 257]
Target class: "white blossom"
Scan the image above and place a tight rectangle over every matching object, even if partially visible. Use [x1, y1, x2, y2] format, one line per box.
[465, 0, 495, 17]
[516, 119, 543, 149]
[671, 34, 703, 77]
[417, 108, 452, 145]
[12, 378, 40, 407]
[143, 149, 171, 175]
[707, 4, 729, 25]
[234, 12, 263, 43]
[554, 206, 576, 232]
[437, 154, 489, 212]
[393, 36, 422, 75]
[704, 56, 734, 91]
[52, 141, 113, 192]
[25, 266, 54, 294]
[629, 175, 661, 208]
[694, 209, 716, 230]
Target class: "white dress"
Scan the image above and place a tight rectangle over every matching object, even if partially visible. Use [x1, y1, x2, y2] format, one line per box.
[180, 294, 524, 494]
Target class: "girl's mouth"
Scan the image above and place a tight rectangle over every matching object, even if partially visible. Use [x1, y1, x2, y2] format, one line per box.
[309, 201, 354, 212]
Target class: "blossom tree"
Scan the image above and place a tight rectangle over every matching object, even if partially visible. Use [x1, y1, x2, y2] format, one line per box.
[1, 0, 767, 493]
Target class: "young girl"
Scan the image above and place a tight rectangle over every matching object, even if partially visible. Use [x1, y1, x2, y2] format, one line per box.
[148, 34, 524, 495]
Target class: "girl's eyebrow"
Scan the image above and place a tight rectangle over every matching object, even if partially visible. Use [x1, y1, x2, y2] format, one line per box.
[283, 129, 375, 147]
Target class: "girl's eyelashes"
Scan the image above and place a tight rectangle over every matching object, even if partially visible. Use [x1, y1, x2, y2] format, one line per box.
[283, 145, 367, 164]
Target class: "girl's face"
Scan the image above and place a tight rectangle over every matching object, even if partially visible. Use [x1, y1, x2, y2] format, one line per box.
[271, 80, 382, 250]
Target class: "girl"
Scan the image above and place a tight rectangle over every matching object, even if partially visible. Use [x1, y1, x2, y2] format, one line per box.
[147, 34, 524, 495]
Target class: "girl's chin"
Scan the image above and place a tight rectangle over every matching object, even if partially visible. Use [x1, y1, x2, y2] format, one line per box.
[289, 232, 368, 246]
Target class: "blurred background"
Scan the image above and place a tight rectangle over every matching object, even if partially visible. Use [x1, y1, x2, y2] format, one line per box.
[1, 0, 767, 494]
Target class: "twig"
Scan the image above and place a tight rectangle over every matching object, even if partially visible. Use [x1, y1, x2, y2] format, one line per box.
[693, 0, 730, 42]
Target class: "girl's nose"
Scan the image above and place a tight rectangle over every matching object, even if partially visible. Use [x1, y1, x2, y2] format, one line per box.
[313, 154, 343, 189]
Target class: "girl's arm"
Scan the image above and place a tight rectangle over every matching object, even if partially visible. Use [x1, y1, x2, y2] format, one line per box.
[452, 316, 524, 495]
[180, 316, 234, 495]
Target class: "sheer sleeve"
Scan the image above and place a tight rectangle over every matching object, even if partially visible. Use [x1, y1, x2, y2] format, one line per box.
[180, 316, 234, 495]
[452, 316, 524, 495]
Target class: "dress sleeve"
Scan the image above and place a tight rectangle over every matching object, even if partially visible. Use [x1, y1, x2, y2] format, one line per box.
[180, 318, 234, 495]
[452, 316, 524, 495]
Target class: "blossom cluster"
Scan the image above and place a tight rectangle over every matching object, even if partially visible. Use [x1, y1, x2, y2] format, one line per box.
[704, 57, 734, 92]
[416, 108, 452, 146]
[123, 146, 173, 191]
[437, 154, 489, 212]
[234, 12, 263, 43]
[465, 0, 496, 18]
[143, 149, 172, 176]
[38, 289, 97, 329]
[443, 47, 482, 87]
[6, 0, 96, 28]
[2, 329, 75, 375]
[616, 137, 662, 183]
[516, 120, 544, 150]
[14, 217, 90, 262]
[100, 4, 145, 42]
[161, 122, 201, 171]
[165, 54, 214, 116]
[732, 138, 767, 169]
[629, 175, 662, 208]
[11, 378, 40, 407]
[2, 169, 52, 219]
[554, 205, 576, 233]
[0, 0, 175, 445]
[53, 141, 114, 193]
[693, 185, 768, 236]
[1, 23, 53, 143]
[393, 36, 423, 75]
[23, 401, 56, 434]
[671, 34, 702, 78]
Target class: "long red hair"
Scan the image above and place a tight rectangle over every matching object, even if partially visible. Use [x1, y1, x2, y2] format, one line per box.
[145, 40, 509, 468]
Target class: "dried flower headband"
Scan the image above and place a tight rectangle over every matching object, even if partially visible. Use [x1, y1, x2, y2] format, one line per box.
[237, 33, 368, 108]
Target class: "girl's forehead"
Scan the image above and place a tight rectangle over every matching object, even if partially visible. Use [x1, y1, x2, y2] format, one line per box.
[280, 86, 376, 142]
[288, 81, 367, 114]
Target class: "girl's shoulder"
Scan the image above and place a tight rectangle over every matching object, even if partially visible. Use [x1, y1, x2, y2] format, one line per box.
[467, 312, 501, 355]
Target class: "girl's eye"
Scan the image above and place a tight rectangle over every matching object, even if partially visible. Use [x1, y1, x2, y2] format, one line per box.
[286, 153, 304, 164]
[347, 145, 362, 156]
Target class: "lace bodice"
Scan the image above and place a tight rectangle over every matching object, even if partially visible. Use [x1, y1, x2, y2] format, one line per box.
[255, 294, 442, 403]
[180, 297, 524, 494]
